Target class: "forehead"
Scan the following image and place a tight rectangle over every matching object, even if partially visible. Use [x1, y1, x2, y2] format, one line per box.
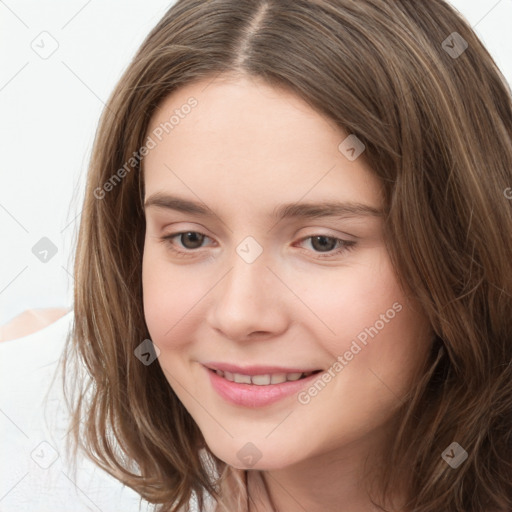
[142, 74, 382, 214]
[145, 74, 341, 154]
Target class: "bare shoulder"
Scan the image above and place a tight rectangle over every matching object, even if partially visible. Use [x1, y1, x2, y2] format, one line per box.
[0, 307, 70, 342]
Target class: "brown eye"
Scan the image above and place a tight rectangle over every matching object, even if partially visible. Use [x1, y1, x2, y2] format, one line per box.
[178, 232, 206, 250]
[309, 235, 338, 252]
[296, 235, 356, 259]
[159, 231, 212, 257]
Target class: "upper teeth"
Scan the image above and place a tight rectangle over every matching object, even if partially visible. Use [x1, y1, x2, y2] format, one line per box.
[215, 370, 314, 385]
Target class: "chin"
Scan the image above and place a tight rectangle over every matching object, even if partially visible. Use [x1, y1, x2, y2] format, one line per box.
[206, 436, 304, 471]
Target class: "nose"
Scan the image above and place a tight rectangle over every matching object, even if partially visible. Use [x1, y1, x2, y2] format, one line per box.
[206, 247, 289, 342]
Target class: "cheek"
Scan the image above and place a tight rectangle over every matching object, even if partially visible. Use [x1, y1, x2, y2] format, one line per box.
[302, 250, 403, 345]
[141, 249, 207, 395]
[302, 249, 430, 379]
[142, 245, 207, 348]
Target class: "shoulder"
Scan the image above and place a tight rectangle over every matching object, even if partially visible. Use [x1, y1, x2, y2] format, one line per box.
[0, 307, 70, 342]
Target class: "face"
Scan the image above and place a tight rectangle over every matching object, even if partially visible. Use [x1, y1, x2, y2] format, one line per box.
[141, 73, 433, 471]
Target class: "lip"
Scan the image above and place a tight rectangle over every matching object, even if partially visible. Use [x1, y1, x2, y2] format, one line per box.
[203, 362, 321, 375]
[204, 365, 322, 408]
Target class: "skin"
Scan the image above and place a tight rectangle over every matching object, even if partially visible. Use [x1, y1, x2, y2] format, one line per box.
[142, 73, 434, 512]
[0, 308, 69, 341]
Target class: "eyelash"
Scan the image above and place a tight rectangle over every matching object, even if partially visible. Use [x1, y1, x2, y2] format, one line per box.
[158, 231, 356, 260]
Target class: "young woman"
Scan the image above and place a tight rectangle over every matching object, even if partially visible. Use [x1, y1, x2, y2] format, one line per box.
[60, 0, 512, 510]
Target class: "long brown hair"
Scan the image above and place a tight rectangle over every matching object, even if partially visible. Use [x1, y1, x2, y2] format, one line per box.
[61, 1, 512, 510]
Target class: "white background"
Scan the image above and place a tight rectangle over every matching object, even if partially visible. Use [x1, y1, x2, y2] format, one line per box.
[1, 0, 511, 324]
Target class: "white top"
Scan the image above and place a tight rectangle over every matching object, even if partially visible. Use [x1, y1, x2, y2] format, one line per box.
[0, 310, 215, 512]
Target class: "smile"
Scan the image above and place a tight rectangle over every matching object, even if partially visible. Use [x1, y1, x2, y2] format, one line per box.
[204, 365, 323, 408]
[212, 369, 320, 385]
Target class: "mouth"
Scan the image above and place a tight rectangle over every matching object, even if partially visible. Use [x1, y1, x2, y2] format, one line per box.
[204, 364, 324, 408]
[207, 368, 323, 386]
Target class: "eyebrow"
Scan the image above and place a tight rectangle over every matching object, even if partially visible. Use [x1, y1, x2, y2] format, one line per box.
[143, 192, 383, 221]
